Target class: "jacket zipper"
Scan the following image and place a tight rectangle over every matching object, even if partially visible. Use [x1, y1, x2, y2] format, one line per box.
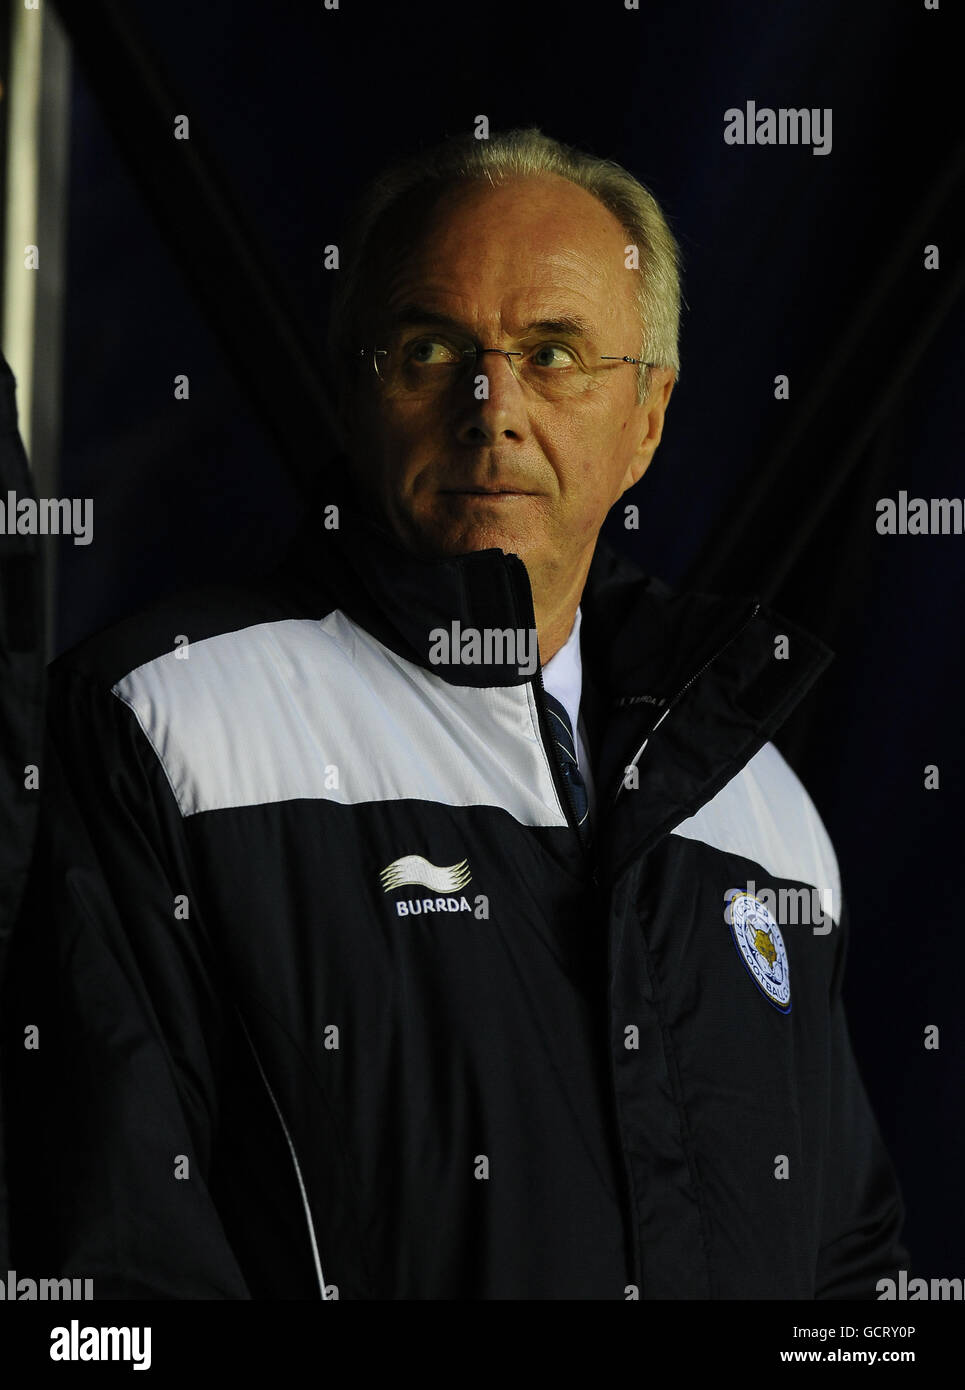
[610, 598, 762, 808]
[604, 597, 759, 1298]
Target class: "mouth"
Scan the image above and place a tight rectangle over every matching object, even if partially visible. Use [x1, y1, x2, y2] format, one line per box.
[440, 487, 536, 497]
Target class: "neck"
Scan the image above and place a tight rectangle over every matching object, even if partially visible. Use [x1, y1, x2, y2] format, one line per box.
[533, 561, 589, 665]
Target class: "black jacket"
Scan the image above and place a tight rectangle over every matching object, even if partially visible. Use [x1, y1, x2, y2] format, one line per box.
[2, 478, 908, 1299]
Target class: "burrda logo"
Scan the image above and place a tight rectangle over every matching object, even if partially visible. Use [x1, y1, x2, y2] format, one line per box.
[380, 854, 474, 918]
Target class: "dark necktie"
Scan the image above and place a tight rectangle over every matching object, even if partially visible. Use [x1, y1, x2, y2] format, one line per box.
[543, 690, 590, 839]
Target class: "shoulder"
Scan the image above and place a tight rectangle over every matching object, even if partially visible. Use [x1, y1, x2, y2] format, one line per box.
[672, 739, 843, 925]
[49, 564, 333, 694]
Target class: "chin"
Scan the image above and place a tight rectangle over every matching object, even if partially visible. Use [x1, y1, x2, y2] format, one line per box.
[403, 498, 539, 559]
[418, 519, 533, 560]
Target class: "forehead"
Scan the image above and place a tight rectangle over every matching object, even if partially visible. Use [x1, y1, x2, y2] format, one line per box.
[379, 174, 636, 338]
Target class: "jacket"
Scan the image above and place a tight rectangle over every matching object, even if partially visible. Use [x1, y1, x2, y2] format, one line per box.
[2, 473, 908, 1300]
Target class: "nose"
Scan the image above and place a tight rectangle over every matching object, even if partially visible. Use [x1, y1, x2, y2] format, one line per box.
[454, 349, 529, 446]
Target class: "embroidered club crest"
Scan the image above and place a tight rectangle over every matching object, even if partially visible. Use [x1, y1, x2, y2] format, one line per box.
[728, 893, 791, 1013]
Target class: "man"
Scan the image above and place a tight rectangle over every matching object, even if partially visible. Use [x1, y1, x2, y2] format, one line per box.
[3, 127, 907, 1299]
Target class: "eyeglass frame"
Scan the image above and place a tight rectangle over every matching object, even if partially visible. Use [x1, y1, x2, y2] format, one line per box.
[355, 342, 656, 390]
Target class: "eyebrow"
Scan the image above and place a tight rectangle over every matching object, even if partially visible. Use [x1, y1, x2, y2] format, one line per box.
[387, 305, 596, 341]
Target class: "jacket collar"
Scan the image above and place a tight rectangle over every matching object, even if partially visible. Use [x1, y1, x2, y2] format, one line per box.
[281, 463, 538, 687]
[278, 454, 835, 879]
[280, 455, 831, 705]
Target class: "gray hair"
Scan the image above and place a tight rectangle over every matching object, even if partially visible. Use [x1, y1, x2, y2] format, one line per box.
[328, 127, 682, 407]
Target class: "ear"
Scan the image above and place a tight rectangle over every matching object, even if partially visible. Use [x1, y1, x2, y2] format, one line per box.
[620, 369, 676, 494]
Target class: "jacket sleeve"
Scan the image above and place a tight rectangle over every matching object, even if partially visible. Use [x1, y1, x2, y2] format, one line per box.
[2, 662, 252, 1298]
[814, 894, 910, 1299]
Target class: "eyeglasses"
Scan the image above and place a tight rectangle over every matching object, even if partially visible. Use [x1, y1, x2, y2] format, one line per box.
[356, 333, 654, 403]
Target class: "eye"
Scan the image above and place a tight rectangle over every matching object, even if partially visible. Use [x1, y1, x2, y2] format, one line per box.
[404, 337, 465, 365]
[529, 343, 578, 369]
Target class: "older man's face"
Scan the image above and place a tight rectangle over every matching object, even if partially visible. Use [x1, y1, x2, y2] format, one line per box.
[345, 174, 674, 599]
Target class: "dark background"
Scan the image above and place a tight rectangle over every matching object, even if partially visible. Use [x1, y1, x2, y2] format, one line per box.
[39, 0, 965, 1275]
